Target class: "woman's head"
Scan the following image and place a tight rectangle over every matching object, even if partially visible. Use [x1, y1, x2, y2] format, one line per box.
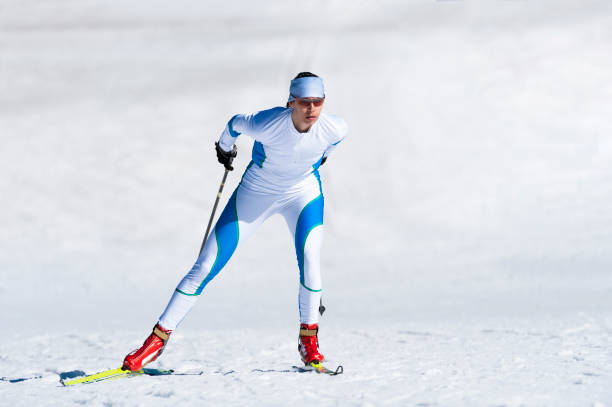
[287, 72, 325, 133]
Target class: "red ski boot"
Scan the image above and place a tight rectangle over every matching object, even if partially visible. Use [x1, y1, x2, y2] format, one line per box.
[123, 323, 172, 371]
[298, 323, 325, 365]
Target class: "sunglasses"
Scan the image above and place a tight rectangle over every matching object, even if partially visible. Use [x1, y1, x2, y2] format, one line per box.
[293, 97, 325, 107]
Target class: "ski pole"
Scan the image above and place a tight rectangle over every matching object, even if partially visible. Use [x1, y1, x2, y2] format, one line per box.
[198, 168, 230, 256]
[198, 144, 237, 256]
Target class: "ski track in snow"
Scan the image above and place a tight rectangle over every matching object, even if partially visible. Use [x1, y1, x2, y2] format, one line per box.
[2, 0, 612, 406]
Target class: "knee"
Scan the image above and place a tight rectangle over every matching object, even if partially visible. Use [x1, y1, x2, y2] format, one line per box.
[182, 262, 206, 285]
[303, 246, 321, 268]
[302, 226, 323, 256]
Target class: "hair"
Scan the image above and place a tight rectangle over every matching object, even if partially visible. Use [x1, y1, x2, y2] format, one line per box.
[287, 72, 320, 107]
[294, 72, 319, 79]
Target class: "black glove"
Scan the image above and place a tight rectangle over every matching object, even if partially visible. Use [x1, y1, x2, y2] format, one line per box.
[215, 142, 238, 171]
[320, 156, 327, 166]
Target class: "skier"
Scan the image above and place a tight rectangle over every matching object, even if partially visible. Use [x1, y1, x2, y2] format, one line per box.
[123, 72, 347, 371]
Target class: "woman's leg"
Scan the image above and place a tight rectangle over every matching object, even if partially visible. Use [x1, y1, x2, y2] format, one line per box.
[282, 184, 324, 324]
[158, 185, 275, 330]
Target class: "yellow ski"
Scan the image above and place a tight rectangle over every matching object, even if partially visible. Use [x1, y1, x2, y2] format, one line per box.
[61, 367, 174, 386]
[293, 362, 343, 376]
[61, 367, 128, 386]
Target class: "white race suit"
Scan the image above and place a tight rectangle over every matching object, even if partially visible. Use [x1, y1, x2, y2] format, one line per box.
[158, 107, 347, 330]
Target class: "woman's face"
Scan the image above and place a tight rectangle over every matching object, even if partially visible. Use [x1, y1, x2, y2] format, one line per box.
[289, 97, 325, 133]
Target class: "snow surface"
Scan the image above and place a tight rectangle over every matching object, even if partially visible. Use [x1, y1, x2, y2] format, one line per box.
[1, 0, 612, 405]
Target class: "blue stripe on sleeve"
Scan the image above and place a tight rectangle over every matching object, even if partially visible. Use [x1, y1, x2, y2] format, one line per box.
[228, 115, 241, 138]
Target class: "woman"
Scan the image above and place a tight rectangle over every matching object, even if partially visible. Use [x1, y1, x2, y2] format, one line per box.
[123, 72, 347, 370]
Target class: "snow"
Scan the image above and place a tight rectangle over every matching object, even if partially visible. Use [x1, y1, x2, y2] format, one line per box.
[1, 0, 612, 405]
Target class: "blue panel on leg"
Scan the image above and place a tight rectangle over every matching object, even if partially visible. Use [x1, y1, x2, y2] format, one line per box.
[294, 194, 324, 292]
[195, 189, 240, 295]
